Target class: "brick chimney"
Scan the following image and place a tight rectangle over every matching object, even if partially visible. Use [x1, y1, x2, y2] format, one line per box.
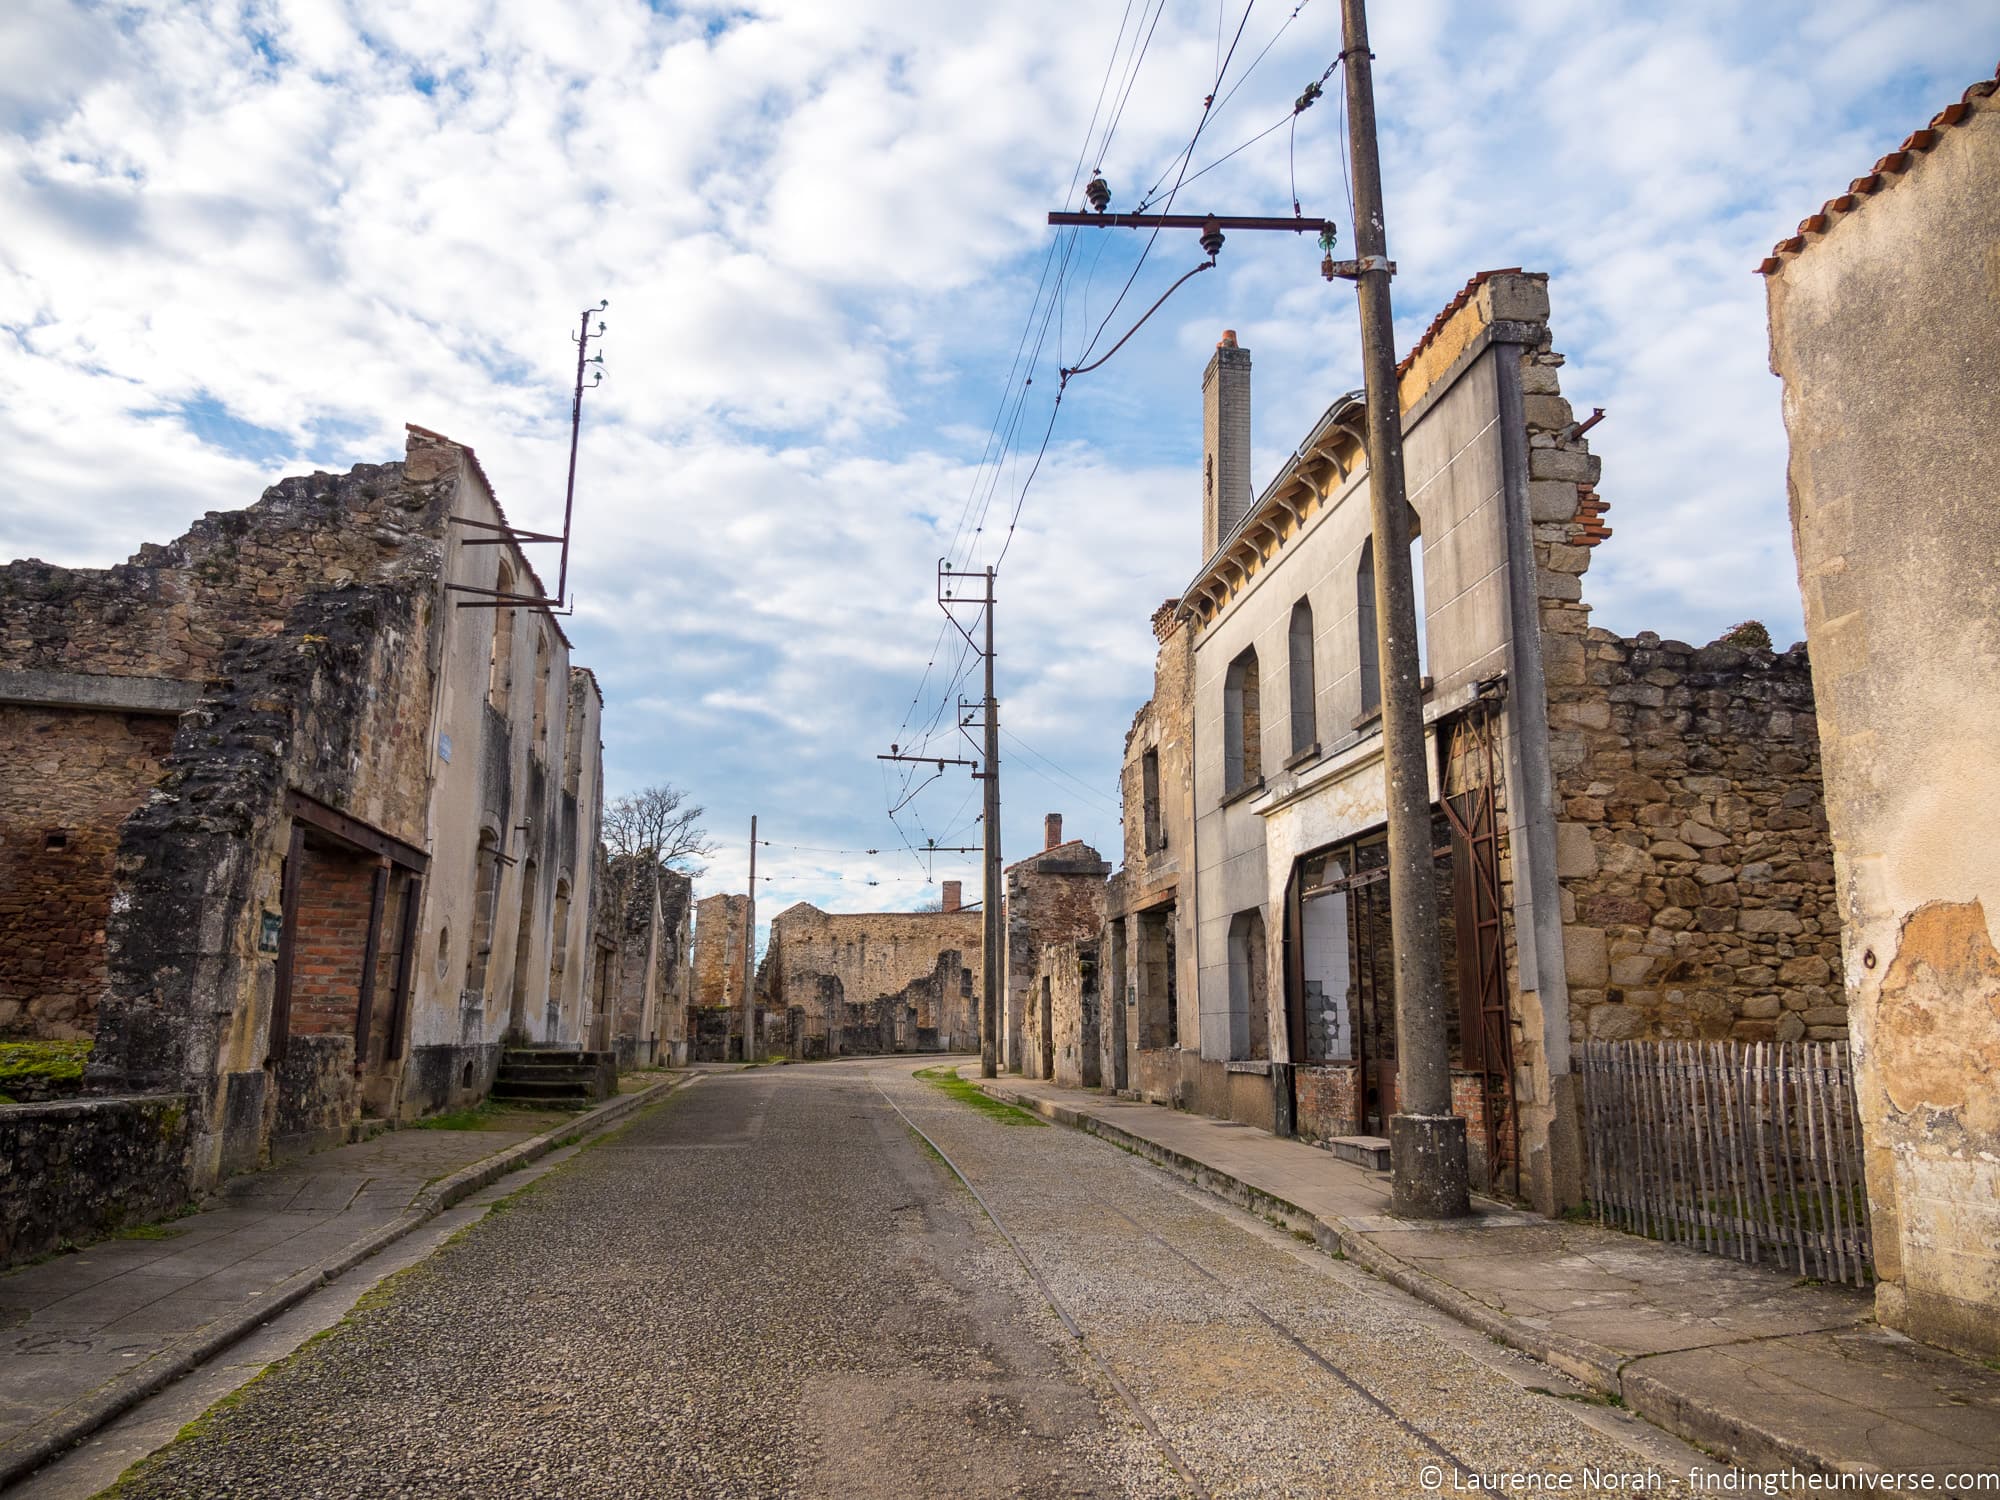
[1202, 329, 1252, 559]
[941, 880, 962, 912]
[1044, 813, 1063, 850]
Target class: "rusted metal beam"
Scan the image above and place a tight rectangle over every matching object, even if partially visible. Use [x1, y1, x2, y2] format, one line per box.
[284, 790, 429, 872]
[1049, 211, 1334, 234]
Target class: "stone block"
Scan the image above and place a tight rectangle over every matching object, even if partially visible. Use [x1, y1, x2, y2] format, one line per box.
[1555, 823, 1597, 878]
[1565, 926, 1608, 987]
[1588, 1003, 1647, 1041]
[1780, 954, 1833, 984]
[1528, 447, 1600, 484]
[1739, 909, 1803, 935]
[1742, 995, 1782, 1020]
[1610, 954, 1656, 986]
[1523, 393, 1575, 431]
[1679, 820, 1729, 848]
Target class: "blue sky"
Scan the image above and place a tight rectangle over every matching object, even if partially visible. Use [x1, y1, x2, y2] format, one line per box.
[3, 0, 1995, 916]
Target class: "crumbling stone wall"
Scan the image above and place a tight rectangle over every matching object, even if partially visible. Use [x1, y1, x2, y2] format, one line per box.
[757, 901, 982, 1055]
[600, 853, 693, 1066]
[1552, 634, 1837, 1043]
[0, 1094, 195, 1268]
[1005, 834, 1109, 1076]
[1030, 938, 1102, 1089]
[0, 706, 176, 1038]
[692, 893, 751, 1009]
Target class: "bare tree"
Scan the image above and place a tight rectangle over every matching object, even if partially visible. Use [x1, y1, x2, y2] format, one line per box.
[603, 784, 716, 874]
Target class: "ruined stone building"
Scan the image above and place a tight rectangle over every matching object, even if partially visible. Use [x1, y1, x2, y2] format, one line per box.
[0, 425, 608, 1252]
[1006, 815, 1110, 1085]
[1762, 67, 2000, 1358]
[1101, 283, 1838, 1213]
[688, 892, 750, 1060]
[591, 852, 693, 1068]
[756, 882, 982, 1058]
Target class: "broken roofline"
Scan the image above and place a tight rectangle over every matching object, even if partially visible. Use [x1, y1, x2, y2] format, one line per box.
[1179, 268, 1543, 627]
[404, 422, 573, 651]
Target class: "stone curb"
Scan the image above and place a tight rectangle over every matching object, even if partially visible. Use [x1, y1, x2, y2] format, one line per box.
[0, 1074, 693, 1492]
[970, 1077, 1848, 1478]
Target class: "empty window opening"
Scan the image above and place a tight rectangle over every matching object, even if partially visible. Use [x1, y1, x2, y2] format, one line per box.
[1141, 749, 1164, 853]
[42, 830, 68, 852]
[463, 828, 502, 999]
[1224, 646, 1262, 793]
[487, 563, 515, 713]
[1288, 597, 1317, 756]
[1135, 904, 1178, 1049]
[531, 634, 549, 750]
[507, 857, 540, 1037]
[1227, 907, 1270, 1061]
[1357, 539, 1380, 716]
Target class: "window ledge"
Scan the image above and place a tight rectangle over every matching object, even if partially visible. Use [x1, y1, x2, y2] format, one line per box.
[1225, 1059, 1272, 1075]
[1349, 677, 1433, 732]
[1284, 742, 1321, 772]
[1220, 776, 1266, 809]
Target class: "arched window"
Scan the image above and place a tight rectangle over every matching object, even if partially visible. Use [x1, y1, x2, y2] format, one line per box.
[1356, 509, 1426, 720]
[1357, 538, 1380, 717]
[1227, 907, 1270, 1061]
[548, 877, 572, 998]
[464, 827, 502, 998]
[1224, 646, 1261, 793]
[1288, 597, 1316, 756]
[488, 563, 514, 713]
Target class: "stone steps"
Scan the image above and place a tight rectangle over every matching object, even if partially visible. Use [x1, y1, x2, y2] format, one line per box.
[490, 1047, 614, 1106]
[1327, 1135, 1391, 1171]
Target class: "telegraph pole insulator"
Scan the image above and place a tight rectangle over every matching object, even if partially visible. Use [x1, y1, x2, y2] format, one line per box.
[1086, 175, 1111, 213]
[1200, 216, 1225, 260]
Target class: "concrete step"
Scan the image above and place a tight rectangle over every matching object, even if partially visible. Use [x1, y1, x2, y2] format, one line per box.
[1327, 1135, 1391, 1171]
[490, 1078, 596, 1101]
[496, 1062, 603, 1083]
[502, 1048, 613, 1067]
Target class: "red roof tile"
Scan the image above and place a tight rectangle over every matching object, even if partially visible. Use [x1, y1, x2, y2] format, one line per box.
[1394, 268, 1528, 382]
[1759, 67, 1998, 274]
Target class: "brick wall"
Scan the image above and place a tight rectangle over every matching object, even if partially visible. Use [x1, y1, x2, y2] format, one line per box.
[289, 843, 381, 1038]
[0, 706, 176, 1038]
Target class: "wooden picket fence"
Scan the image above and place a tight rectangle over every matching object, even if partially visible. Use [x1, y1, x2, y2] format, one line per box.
[1578, 1041, 1873, 1286]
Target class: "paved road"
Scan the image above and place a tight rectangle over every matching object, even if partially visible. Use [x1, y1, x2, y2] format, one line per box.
[102, 1060, 1699, 1498]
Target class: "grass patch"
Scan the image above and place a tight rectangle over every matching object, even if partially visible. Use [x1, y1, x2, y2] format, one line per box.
[117, 1221, 189, 1241]
[912, 1066, 1046, 1127]
[0, 1038, 91, 1088]
[410, 1100, 507, 1130]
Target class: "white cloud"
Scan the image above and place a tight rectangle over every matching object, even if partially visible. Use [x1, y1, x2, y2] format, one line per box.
[3, 0, 1995, 913]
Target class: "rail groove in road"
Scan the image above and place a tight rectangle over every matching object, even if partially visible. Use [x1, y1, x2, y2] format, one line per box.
[871, 1080, 1213, 1498]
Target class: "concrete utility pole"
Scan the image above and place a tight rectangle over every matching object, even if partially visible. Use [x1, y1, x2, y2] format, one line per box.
[979, 568, 1001, 1080]
[1338, 0, 1469, 1218]
[742, 814, 758, 1063]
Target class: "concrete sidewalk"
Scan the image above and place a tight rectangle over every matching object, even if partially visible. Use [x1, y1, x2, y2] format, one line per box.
[0, 1074, 689, 1489]
[967, 1070, 2000, 1483]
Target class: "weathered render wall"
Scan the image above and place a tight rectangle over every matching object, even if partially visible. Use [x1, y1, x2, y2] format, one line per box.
[600, 855, 692, 1067]
[759, 902, 982, 1055]
[1029, 938, 1102, 1090]
[0, 704, 177, 1038]
[1763, 73, 2000, 1358]
[0, 1094, 195, 1269]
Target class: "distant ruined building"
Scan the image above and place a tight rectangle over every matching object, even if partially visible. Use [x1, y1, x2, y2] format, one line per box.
[756, 881, 982, 1059]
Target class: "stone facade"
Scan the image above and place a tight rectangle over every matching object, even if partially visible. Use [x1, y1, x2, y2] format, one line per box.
[0, 1094, 195, 1267]
[596, 854, 693, 1067]
[692, 893, 751, 1010]
[1103, 273, 1838, 1214]
[757, 901, 981, 1057]
[0, 424, 609, 1207]
[1006, 816, 1109, 1079]
[1762, 69, 2000, 1358]
[1553, 634, 1838, 1045]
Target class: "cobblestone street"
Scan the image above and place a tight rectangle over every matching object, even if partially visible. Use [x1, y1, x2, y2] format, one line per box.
[98, 1062, 1701, 1499]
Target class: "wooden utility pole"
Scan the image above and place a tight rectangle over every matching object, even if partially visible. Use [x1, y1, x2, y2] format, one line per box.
[1044, 0, 1469, 1215]
[979, 568, 1001, 1080]
[742, 814, 758, 1063]
[1337, 0, 1468, 1217]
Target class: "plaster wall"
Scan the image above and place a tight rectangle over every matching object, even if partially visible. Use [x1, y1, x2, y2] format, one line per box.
[1765, 89, 2000, 1356]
